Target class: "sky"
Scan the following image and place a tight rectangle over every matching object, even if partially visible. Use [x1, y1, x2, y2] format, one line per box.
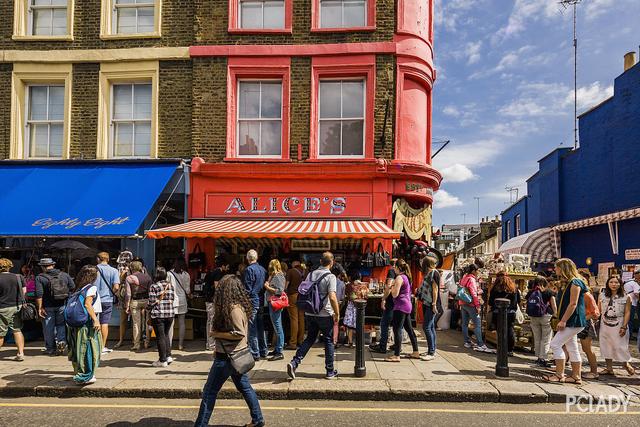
[431, 0, 640, 228]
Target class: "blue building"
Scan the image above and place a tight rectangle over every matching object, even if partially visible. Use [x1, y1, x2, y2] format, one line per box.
[501, 52, 640, 274]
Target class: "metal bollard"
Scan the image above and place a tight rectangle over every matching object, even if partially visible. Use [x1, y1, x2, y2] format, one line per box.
[495, 298, 510, 377]
[354, 299, 367, 378]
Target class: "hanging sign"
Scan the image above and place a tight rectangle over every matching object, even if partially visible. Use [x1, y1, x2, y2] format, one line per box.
[625, 248, 640, 260]
[205, 193, 372, 218]
[392, 199, 431, 241]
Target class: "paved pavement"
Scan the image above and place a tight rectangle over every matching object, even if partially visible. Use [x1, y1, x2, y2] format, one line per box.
[0, 330, 638, 403]
[0, 397, 638, 427]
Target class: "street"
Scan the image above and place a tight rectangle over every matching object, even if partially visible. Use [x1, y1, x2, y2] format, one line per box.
[0, 397, 637, 427]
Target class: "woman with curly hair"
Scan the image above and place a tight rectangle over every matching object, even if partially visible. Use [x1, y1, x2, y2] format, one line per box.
[67, 265, 102, 384]
[195, 274, 264, 427]
[488, 272, 520, 356]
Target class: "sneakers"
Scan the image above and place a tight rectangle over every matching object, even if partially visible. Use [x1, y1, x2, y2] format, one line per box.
[369, 344, 388, 354]
[101, 347, 113, 354]
[325, 370, 338, 380]
[463, 342, 473, 349]
[286, 362, 297, 380]
[14, 354, 24, 362]
[420, 353, 435, 361]
[268, 353, 284, 361]
[152, 360, 168, 368]
[56, 341, 67, 355]
[166, 356, 174, 365]
[474, 345, 491, 353]
[83, 376, 97, 385]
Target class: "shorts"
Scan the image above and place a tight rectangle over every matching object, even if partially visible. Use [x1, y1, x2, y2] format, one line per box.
[577, 320, 597, 340]
[100, 302, 113, 325]
[0, 306, 23, 337]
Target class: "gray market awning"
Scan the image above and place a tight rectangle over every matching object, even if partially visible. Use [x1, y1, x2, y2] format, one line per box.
[497, 227, 554, 263]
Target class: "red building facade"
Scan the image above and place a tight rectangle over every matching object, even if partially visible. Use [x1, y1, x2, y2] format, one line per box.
[149, 0, 441, 273]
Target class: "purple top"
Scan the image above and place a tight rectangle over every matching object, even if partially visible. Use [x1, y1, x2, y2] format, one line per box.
[393, 274, 413, 314]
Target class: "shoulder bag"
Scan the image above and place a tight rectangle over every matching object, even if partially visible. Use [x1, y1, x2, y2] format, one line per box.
[221, 342, 255, 375]
[16, 275, 37, 321]
[98, 267, 119, 305]
[188, 244, 207, 268]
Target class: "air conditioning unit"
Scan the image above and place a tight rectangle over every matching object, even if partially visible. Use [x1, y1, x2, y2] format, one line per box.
[290, 239, 331, 251]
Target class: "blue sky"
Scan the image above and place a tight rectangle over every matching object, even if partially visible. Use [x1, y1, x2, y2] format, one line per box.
[431, 0, 640, 227]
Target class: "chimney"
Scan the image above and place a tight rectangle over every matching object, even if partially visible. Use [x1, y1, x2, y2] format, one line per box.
[624, 51, 636, 72]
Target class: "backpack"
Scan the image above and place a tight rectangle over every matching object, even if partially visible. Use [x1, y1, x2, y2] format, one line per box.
[526, 289, 548, 317]
[64, 286, 91, 327]
[297, 272, 332, 315]
[43, 272, 69, 301]
[335, 278, 346, 303]
[130, 272, 151, 299]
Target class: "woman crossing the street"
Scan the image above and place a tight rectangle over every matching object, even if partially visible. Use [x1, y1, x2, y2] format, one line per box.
[195, 274, 264, 427]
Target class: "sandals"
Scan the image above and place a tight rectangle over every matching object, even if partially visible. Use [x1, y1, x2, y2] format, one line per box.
[582, 372, 599, 380]
[542, 373, 565, 383]
[599, 368, 615, 376]
[624, 365, 637, 376]
[385, 356, 401, 363]
[402, 353, 422, 360]
[564, 376, 583, 385]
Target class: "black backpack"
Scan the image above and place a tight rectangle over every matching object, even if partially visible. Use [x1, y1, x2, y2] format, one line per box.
[44, 272, 69, 301]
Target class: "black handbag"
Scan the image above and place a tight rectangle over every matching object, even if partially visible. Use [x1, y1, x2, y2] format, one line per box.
[221, 343, 255, 375]
[14, 275, 37, 321]
[361, 244, 375, 268]
[188, 244, 207, 268]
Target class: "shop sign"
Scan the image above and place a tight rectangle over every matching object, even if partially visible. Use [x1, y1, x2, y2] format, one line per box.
[625, 248, 640, 260]
[205, 194, 372, 218]
[32, 217, 130, 230]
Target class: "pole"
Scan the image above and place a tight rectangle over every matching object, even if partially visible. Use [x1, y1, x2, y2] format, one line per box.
[495, 298, 510, 377]
[354, 299, 367, 377]
[474, 197, 481, 224]
[573, 2, 578, 149]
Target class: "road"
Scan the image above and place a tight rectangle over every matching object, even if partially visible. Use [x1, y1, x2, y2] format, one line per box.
[0, 397, 637, 426]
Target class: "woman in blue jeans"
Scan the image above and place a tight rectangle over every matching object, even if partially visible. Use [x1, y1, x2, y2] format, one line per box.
[459, 264, 490, 353]
[195, 275, 264, 427]
[264, 259, 286, 361]
[417, 256, 441, 360]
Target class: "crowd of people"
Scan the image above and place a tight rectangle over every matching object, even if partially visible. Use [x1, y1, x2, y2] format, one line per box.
[1, 249, 639, 426]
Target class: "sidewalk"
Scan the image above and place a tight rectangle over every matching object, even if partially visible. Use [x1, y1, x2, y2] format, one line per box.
[0, 330, 638, 403]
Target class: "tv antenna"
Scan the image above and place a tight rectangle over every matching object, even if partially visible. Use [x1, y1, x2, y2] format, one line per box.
[505, 186, 519, 204]
[560, 0, 583, 149]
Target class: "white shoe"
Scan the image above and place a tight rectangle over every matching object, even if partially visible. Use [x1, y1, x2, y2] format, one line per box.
[166, 356, 173, 365]
[83, 376, 97, 384]
[101, 347, 113, 354]
[463, 342, 473, 349]
[474, 345, 490, 353]
[152, 360, 168, 368]
[420, 354, 435, 361]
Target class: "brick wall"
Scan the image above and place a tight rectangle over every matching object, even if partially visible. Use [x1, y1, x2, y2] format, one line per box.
[374, 55, 395, 159]
[158, 60, 193, 158]
[0, 63, 11, 159]
[70, 63, 99, 159]
[195, 0, 396, 45]
[0, 0, 195, 50]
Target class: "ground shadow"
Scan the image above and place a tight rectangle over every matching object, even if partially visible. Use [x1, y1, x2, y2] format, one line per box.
[105, 417, 198, 427]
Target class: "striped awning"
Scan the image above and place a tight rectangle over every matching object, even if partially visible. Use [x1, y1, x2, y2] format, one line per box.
[553, 207, 640, 232]
[146, 220, 400, 240]
[497, 227, 555, 263]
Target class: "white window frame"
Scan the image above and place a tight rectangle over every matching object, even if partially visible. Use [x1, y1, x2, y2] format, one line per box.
[101, 0, 161, 39]
[319, 0, 367, 29]
[109, 82, 153, 159]
[317, 78, 365, 158]
[238, 0, 285, 29]
[112, 0, 155, 35]
[24, 84, 65, 159]
[515, 214, 521, 237]
[505, 220, 511, 240]
[27, 0, 67, 36]
[236, 79, 283, 158]
[13, 0, 74, 40]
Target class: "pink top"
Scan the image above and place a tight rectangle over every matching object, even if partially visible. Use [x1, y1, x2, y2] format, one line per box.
[460, 273, 481, 308]
[393, 274, 413, 314]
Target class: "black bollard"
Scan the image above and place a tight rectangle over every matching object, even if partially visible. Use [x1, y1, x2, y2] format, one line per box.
[354, 299, 367, 378]
[495, 298, 510, 377]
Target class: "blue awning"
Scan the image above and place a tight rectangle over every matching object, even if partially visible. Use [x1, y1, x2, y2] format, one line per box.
[0, 161, 180, 237]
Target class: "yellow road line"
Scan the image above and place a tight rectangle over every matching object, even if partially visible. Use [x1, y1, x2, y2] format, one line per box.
[0, 403, 638, 415]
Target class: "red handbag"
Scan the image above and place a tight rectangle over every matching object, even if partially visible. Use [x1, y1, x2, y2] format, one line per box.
[269, 293, 289, 311]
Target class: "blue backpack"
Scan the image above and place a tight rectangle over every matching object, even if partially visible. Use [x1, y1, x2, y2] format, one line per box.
[64, 286, 91, 327]
[297, 272, 332, 314]
[526, 289, 548, 317]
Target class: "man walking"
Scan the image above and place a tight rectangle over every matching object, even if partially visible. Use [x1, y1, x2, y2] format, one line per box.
[285, 260, 305, 349]
[369, 259, 397, 354]
[243, 249, 268, 360]
[0, 258, 26, 361]
[287, 252, 340, 380]
[124, 261, 152, 351]
[93, 252, 120, 354]
[35, 258, 74, 355]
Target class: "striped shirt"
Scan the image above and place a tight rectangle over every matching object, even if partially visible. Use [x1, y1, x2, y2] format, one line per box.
[147, 281, 175, 319]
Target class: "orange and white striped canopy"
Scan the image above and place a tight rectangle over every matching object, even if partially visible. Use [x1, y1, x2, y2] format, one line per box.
[146, 220, 400, 240]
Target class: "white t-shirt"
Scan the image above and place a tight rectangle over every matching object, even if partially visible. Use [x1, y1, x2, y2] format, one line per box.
[623, 280, 640, 307]
[84, 285, 102, 313]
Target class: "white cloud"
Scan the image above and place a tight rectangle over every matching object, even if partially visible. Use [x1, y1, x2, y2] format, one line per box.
[467, 41, 483, 65]
[442, 105, 461, 117]
[440, 164, 477, 183]
[433, 190, 463, 209]
[568, 82, 614, 111]
[433, 139, 503, 170]
[440, 103, 480, 127]
[493, 0, 559, 43]
[435, 0, 479, 33]
[499, 82, 569, 117]
[585, 0, 616, 20]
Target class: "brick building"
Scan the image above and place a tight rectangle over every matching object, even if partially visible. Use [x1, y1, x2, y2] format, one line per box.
[1, 1, 441, 282]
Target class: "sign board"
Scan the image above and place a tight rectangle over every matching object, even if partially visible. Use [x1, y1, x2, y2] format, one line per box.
[625, 248, 640, 260]
[622, 272, 634, 283]
[205, 193, 372, 218]
[597, 262, 615, 284]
